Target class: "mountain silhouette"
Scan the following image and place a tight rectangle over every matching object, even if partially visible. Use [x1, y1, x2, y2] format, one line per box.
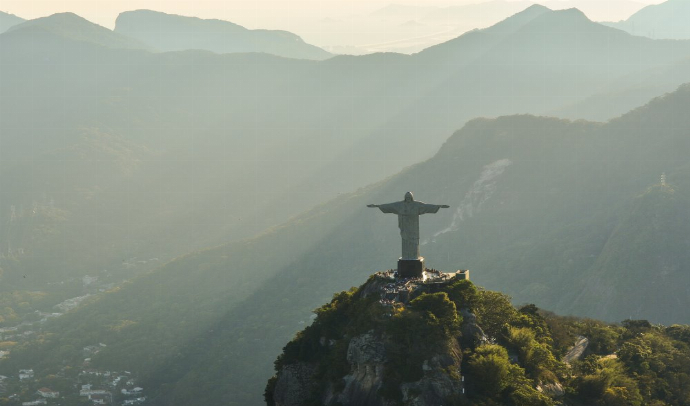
[0, 10, 24, 33]
[604, 0, 690, 39]
[5, 12, 149, 50]
[115, 9, 332, 60]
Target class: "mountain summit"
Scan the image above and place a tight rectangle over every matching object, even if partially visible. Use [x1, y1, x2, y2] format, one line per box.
[0, 10, 24, 33]
[114, 9, 332, 59]
[266, 273, 690, 406]
[3, 12, 149, 49]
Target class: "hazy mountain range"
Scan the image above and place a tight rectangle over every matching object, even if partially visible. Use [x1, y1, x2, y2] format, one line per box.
[114, 10, 332, 60]
[2, 2, 690, 405]
[2, 2, 690, 302]
[4, 4, 690, 295]
[290, 0, 652, 54]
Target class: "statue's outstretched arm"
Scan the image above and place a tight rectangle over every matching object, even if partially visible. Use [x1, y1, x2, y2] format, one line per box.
[418, 203, 450, 214]
[369, 202, 400, 214]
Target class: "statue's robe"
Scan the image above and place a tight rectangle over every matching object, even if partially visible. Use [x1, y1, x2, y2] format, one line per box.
[377, 200, 444, 260]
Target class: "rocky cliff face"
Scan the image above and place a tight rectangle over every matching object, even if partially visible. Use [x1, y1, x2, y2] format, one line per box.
[272, 331, 465, 406]
[272, 363, 319, 406]
[330, 332, 386, 405]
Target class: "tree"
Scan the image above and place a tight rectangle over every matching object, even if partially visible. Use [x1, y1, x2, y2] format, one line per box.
[467, 345, 514, 394]
[474, 290, 518, 340]
[446, 279, 478, 310]
[409, 292, 458, 328]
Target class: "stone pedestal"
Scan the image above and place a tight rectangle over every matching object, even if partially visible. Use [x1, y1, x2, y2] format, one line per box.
[398, 257, 425, 278]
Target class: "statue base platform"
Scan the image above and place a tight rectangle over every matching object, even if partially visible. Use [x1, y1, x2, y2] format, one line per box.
[397, 257, 425, 278]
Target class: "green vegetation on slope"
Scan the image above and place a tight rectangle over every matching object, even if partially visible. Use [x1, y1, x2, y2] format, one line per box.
[268, 278, 690, 406]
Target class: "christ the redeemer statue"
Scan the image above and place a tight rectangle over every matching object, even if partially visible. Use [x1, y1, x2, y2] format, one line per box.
[368, 192, 449, 277]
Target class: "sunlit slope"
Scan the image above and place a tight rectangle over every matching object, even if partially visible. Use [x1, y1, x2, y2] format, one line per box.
[115, 9, 332, 60]
[5, 83, 690, 405]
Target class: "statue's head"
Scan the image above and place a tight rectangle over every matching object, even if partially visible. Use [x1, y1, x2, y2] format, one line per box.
[404, 192, 414, 202]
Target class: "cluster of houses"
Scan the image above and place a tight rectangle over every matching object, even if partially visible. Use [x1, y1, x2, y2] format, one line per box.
[22, 399, 47, 406]
[77, 374, 146, 405]
[80, 384, 111, 404]
[20, 387, 59, 406]
[19, 369, 34, 380]
[0, 325, 36, 342]
[122, 398, 146, 405]
[4, 367, 146, 406]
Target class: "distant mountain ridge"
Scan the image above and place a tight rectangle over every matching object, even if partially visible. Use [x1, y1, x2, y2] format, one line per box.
[604, 0, 690, 39]
[4, 12, 149, 50]
[0, 10, 24, 33]
[114, 9, 332, 59]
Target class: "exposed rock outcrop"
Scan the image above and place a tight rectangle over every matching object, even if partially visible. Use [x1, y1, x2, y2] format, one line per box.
[562, 336, 589, 364]
[400, 345, 463, 406]
[460, 308, 488, 348]
[326, 332, 388, 406]
[272, 363, 318, 406]
[537, 381, 565, 398]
